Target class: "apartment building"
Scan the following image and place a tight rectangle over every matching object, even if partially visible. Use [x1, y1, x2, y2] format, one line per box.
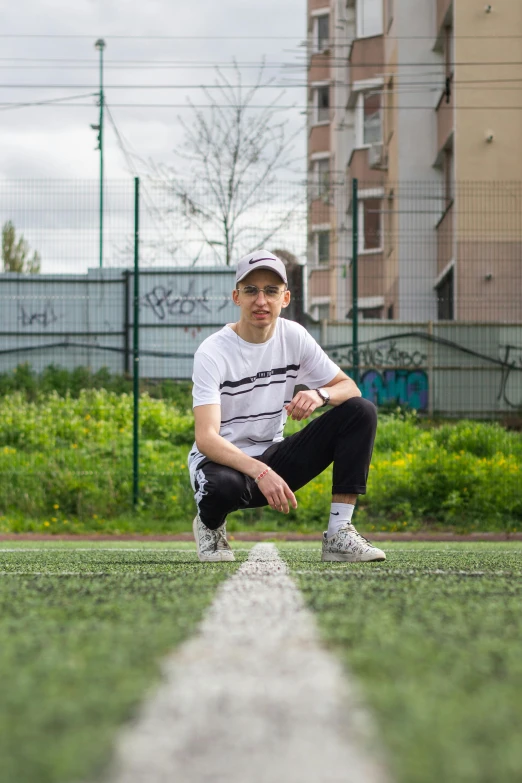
[306, 0, 522, 322]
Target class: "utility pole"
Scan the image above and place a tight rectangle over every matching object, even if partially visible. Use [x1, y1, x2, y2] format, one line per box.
[351, 177, 359, 386]
[91, 38, 106, 268]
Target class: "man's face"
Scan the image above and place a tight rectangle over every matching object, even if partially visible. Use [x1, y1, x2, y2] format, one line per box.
[232, 269, 291, 328]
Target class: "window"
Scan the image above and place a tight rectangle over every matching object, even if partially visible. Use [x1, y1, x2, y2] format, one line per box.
[356, 0, 384, 38]
[359, 199, 382, 251]
[313, 158, 330, 199]
[315, 85, 330, 123]
[437, 268, 454, 320]
[316, 14, 329, 52]
[315, 303, 330, 321]
[363, 92, 382, 145]
[386, 77, 394, 143]
[317, 231, 330, 264]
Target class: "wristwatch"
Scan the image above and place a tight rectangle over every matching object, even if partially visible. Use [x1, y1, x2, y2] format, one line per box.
[315, 387, 330, 407]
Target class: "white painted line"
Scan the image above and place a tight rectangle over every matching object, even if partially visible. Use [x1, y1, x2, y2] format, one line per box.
[106, 543, 389, 783]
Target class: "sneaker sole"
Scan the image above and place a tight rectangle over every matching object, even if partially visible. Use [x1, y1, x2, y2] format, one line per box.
[193, 516, 236, 563]
[321, 552, 386, 562]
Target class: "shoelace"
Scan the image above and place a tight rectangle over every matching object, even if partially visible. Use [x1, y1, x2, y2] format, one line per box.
[216, 528, 231, 550]
[344, 524, 374, 548]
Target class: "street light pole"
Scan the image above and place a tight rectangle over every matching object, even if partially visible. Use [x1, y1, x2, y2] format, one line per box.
[94, 38, 106, 269]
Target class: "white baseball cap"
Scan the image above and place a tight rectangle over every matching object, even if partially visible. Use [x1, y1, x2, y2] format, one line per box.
[235, 250, 288, 286]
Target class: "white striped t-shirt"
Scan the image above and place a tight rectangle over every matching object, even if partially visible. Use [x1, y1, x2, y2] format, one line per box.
[188, 318, 339, 485]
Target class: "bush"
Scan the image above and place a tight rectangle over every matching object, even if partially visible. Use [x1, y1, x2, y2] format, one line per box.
[0, 396, 521, 533]
[0, 364, 193, 408]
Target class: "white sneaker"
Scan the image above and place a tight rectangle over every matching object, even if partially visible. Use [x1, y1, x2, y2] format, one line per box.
[193, 515, 235, 563]
[322, 524, 386, 562]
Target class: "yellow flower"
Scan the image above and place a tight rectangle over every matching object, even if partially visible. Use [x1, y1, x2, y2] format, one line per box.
[53, 504, 59, 509]
[51, 517, 57, 522]
[71, 443, 78, 449]
[44, 521, 50, 527]
[92, 514, 98, 519]
[180, 464, 186, 469]
[171, 495, 177, 501]
[63, 520, 68, 524]
[85, 414, 91, 420]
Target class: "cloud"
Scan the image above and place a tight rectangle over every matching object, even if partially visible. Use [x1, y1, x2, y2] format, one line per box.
[0, 0, 306, 180]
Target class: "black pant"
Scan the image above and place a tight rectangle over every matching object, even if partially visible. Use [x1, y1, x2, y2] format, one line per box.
[193, 397, 377, 530]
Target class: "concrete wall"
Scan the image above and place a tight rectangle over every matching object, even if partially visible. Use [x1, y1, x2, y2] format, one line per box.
[1, 270, 521, 417]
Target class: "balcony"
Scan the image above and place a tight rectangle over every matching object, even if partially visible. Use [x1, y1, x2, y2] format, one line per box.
[309, 0, 330, 11]
[347, 148, 385, 186]
[308, 53, 330, 84]
[308, 268, 331, 297]
[309, 124, 330, 156]
[309, 197, 331, 228]
[358, 253, 384, 299]
[349, 35, 384, 86]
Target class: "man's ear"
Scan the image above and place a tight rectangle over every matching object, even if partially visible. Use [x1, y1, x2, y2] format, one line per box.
[281, 289, 291, 308]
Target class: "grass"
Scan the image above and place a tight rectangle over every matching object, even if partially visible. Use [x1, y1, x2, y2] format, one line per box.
[281, 541, 522, 783]
[1, 391, 521, 533]
[0, 542, 248, 783]
[2, 542, 522, 782]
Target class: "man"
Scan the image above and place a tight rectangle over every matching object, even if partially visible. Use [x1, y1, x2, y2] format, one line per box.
[188, 250, 385, 564]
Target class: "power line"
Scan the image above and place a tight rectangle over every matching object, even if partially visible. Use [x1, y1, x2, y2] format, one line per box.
[3, 78, 522, 90]
[0, 83, 305, 89]
[2, 33, 522, 40]
[0, 92, 97, 112]
[3, 95, 522, 109]
[104, 102, 182, 261]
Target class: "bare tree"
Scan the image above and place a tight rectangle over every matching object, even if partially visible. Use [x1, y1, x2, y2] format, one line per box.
[148, 61, 302, 266]
[2, 221, 41, 273]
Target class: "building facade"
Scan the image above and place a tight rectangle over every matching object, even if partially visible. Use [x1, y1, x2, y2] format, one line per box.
[306, 0, 522, 323]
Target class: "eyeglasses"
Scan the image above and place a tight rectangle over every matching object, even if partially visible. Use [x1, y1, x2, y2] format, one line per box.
[237, 285, 286, 301]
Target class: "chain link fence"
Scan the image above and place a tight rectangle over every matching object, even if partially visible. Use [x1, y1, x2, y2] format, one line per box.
[0, 177, 521, 518]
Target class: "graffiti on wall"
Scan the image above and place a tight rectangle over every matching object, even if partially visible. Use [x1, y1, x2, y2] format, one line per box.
[140, 278, 233, 321]
[497, 344, 522, 409]
[329, 339, 427, 369]
[18, 302, 59, 328]
[358, 369, 429, 412]
[328, 337, 429, 411]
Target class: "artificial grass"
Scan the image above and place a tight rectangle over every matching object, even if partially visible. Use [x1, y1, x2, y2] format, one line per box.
[281, 542, 522, 783]
[0, 542, 247, 783]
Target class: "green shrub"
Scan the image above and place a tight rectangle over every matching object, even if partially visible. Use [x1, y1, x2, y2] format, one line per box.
[0, 363, 193, 408]
[0, 395, 521, 532]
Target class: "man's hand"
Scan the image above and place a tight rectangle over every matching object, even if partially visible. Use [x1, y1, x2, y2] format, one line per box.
[285, 389, 322, 421]
[256, 469, 298, 514]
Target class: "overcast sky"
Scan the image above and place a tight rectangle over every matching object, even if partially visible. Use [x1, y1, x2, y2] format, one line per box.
[0, 0, 307, 180]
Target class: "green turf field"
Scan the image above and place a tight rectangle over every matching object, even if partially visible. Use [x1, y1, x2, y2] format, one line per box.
[1, 541, 521, 783]
[282, 541, 522, 783]
[0, 542, 247, 783]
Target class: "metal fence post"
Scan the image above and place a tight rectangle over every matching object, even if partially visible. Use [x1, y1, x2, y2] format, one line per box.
[352, 177, 359, 385]
[132, 177, 140, 508]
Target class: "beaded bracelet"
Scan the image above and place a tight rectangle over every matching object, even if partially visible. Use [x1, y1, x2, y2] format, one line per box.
[254, 467, 272, 484]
